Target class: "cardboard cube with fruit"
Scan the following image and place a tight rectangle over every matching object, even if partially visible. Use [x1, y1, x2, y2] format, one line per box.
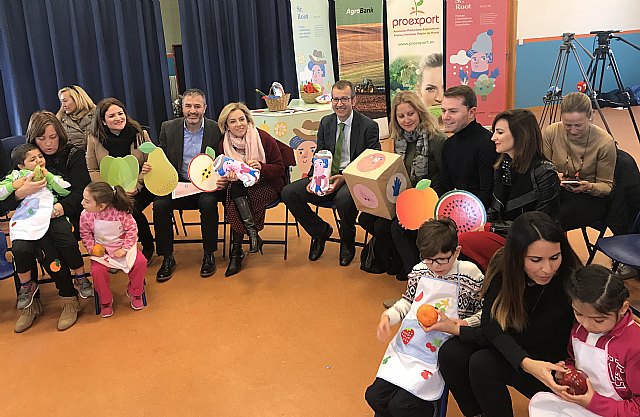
[343, 149, 409, 220]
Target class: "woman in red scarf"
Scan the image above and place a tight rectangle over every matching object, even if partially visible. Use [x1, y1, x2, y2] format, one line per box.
[217, 102, 285, 276]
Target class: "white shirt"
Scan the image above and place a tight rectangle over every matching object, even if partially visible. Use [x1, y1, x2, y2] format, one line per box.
[336, 112, 353, 171]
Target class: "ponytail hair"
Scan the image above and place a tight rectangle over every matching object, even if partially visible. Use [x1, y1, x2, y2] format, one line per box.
[566, 265, 630, 315]
[85, 182, 133, 214]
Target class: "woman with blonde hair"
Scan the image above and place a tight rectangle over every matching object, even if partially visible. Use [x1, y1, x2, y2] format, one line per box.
[56, 85, 96, 150]
[216, 102, 285, 276]
[359, 91, 446, 278]
[542, 92, 616, 231]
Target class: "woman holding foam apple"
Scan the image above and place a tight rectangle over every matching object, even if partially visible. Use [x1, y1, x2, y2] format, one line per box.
[358, 91, 445, 278]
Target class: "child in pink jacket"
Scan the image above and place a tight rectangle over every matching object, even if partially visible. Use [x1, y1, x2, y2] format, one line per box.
[80, 182, 147, 318]
[529, 265, 640, 416]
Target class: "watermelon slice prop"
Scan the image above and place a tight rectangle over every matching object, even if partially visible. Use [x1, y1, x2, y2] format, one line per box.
[395, 179, 439, 230]
[434, 190, 487, 234]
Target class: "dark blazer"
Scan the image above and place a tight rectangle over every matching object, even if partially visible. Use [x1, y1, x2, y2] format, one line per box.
[312, 110, 380, 175]
[158, 117, 222, 178]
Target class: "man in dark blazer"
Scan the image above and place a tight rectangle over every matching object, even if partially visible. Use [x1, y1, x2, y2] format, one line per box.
[153, 88, 224, 281]
[282, 80, 380, 266]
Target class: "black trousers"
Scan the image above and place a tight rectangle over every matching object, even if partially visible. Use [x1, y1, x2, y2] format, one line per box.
[390, 217, 419, 277]
[132, 187, 155, 252]
[152, 190, 222, 256]
[358, 213, 401, 273]
[438, 337, 549, 417]
[42, 216, 84, 270]
[557, 189, 607, 231]
[365, 377, 435, 417]
[12, 231, 78, 297]
[281, 178, 358, 243]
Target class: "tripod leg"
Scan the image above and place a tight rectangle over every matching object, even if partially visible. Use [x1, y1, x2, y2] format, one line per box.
[607, 50, 640, 143]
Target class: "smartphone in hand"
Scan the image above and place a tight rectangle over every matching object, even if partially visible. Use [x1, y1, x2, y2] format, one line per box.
[561, 180, 581, 187]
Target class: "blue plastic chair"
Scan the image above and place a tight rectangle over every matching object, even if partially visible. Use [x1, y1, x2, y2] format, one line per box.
[590, 211, 640, 272]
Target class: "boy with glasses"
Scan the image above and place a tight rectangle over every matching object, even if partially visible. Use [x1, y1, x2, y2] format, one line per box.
[366, 217, 484, 417]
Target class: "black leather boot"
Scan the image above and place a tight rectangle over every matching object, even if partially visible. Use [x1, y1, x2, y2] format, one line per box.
[225, 231, 245, 277]
[233, 196, 263, 254]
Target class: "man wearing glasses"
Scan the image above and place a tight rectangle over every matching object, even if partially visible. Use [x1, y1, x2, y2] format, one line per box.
[282, 80, 380, 266]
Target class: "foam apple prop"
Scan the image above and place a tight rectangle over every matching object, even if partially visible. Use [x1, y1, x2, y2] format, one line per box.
[396, 179, 439, 230]
[561, 368, 588, 395]
[32, 165, 45, 181]
[188, 147, 220, 192]
[91, 244, 106, 257]
[417, 304, 438, 327]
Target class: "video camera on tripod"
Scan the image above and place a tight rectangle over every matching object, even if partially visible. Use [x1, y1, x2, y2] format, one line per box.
[540, 30, 640, 144]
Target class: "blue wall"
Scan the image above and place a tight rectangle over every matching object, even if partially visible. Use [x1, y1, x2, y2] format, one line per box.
[515, 32, 640, 108]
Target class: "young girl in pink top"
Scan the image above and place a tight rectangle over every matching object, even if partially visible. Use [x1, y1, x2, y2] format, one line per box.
[80, 182, 147, 317]
[529, 265, 640, 416]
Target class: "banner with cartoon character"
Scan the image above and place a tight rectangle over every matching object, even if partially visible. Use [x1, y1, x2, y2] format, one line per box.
[343, 149, 409, 220]
[386, 0, 444, 109]
[290, 0, 335, 96]
[334, 0, 386, 119]
[445, 0, 508, 126]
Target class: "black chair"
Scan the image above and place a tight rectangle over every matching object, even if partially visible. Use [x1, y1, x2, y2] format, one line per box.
[588, 211, 640, 273]
[0, 135, 26, 176]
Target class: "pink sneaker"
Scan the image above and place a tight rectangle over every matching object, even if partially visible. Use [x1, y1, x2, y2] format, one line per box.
[126, 291, 144, 310]
[100, 302, 113, 318]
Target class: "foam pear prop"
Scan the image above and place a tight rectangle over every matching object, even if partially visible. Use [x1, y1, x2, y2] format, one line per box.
[32, 165, 45, 181]
[99, 155, 140, 192]
[395, 179, 439, 230]
[188, 147, 221, 192]
[139, 142, 178, 196]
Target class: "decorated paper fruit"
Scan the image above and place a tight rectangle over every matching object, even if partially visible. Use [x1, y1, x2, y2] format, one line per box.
[188, 147, 220, 192]
[91, 244, 106, 257]
[32, 165, 45, 181]
[139, 142, 178, 196]
[396, 179, 439, 230]
[99, 155, 140, 192]
[50, 259, 61, 273]
[561, 369, 589, 395]
[417, 304, 438, 328]
[435, 190, 487, 234]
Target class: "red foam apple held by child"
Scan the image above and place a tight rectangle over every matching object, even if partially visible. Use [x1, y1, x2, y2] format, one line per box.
[560, 368, 589, 395]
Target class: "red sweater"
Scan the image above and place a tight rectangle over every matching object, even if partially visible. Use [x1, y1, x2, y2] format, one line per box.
[219, 129, 285, 192]
[566, 310, 640, 417]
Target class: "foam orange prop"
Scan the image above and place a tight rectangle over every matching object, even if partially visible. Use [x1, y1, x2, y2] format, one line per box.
[91, 244, 106, 257]
[396, 179, 439, 230]
[417, 304, 438, 327]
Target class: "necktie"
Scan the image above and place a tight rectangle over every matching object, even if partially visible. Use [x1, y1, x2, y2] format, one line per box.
[331, 122, 345, 176]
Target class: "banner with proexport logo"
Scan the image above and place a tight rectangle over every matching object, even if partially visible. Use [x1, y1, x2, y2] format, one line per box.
[386, 0, 444, 110]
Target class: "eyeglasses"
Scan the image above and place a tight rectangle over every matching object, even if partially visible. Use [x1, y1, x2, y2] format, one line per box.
[331, 97, 352, 104]
[420, 253, 454, 266]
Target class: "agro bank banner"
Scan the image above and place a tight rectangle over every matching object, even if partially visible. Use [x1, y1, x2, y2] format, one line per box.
[386, 0, 444, 106]
[445, 0, 508, 126]
[335, 0, 386, 119]
[290, 0, 336, 96]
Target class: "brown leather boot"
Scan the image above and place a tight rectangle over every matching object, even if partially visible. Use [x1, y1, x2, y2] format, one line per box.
[58, 296, 80, 331]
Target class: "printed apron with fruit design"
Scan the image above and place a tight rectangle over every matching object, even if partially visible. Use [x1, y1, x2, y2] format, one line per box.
[376, 269, 460, 401]
[10, 188, 54, 241]
[529, 334, 622, 416]
[90, 219, 137, 273]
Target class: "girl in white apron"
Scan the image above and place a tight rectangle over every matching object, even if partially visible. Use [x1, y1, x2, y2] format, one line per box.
[79, 182, 148, 318]
[529, 265, 640, 417]
[365, 218, 484, 417]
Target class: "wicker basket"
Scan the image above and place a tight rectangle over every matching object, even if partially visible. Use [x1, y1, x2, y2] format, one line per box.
[264, 84, 290, 111]
[300, 91, 322, 104]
